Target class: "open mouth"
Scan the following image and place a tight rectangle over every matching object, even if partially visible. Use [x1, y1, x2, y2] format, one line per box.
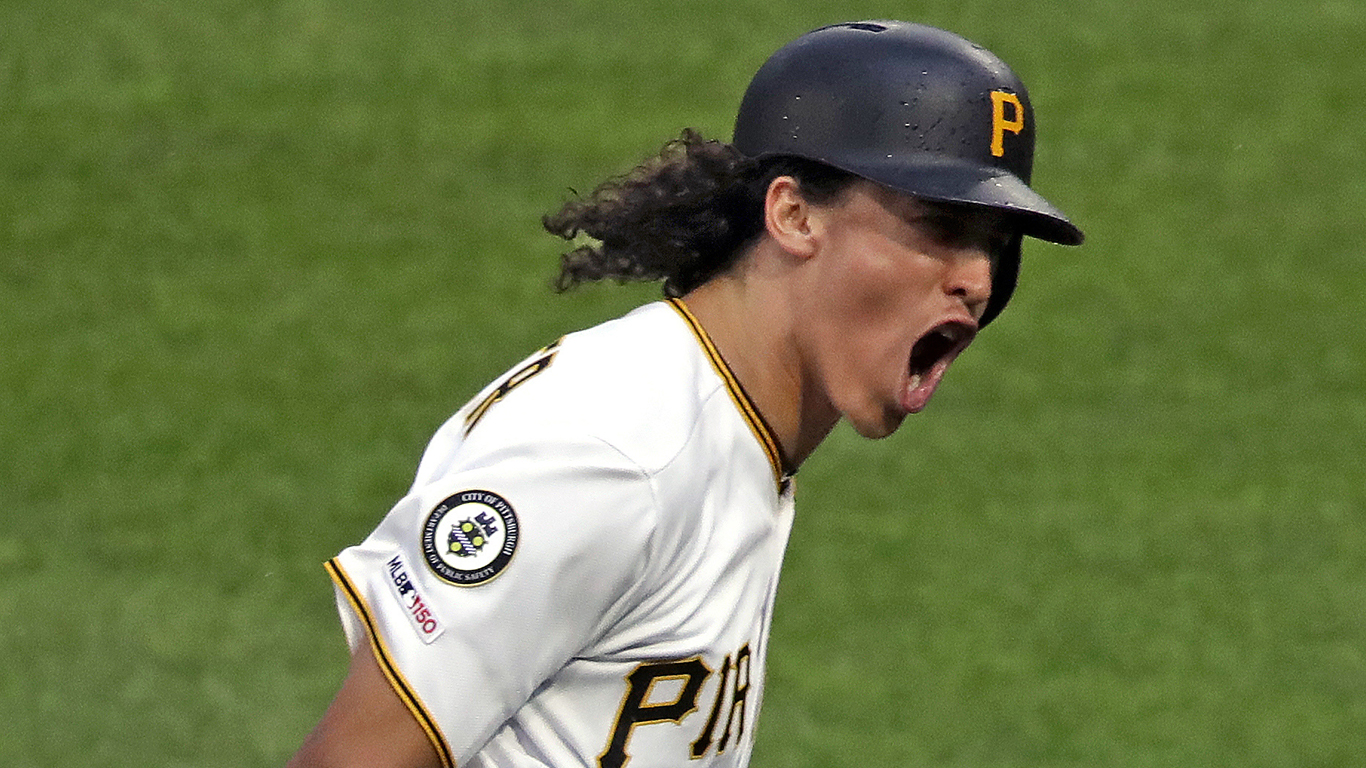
[903, 321, 977, 413]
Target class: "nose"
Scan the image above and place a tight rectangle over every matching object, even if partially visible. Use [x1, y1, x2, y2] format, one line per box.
[946, 248, 993, 319]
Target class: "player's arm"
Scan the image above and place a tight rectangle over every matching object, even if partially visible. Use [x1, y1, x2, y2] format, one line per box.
[287, 642, 442, 768]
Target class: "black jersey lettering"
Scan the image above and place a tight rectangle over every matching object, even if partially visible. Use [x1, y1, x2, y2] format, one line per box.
[599, 658, 710, 768]
[463, 339, 562, 436]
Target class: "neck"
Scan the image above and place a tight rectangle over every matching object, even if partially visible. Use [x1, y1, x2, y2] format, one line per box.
[681, 259, 840, 469]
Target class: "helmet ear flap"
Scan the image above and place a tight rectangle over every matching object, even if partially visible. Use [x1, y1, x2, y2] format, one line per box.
[980, 235, 1022, 328]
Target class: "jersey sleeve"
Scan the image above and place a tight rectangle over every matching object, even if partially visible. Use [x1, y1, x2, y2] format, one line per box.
[327, 433, 659, 767]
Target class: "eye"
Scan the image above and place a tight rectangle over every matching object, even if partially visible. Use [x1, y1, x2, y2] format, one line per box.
[987, 230, 1015, 258]
[932, 210, 1014, 256]
[921, 214, 971, 244]
[921, 214, 1000, 250]
[900, 197, 1016, 258]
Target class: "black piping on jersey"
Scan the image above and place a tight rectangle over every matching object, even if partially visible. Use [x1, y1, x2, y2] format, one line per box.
[325, 558, 457, 768]
[666, 298, 795, 491]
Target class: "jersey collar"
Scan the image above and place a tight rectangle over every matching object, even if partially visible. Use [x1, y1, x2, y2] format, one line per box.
[667, 298, 795, 491]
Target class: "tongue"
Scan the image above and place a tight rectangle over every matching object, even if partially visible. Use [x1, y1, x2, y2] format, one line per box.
[901, 362, 948, 413]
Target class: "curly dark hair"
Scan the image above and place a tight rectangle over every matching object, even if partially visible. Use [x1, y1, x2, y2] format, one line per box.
[543, 129, 858, 297]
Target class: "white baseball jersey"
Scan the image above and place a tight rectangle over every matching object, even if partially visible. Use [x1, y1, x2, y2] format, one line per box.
[327, 299, 797, 768]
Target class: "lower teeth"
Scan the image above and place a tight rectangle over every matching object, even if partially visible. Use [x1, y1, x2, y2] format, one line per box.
[909, 372, 923, 389]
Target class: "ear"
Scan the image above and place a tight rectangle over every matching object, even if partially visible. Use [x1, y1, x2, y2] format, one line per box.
[763, 176, 819, 259]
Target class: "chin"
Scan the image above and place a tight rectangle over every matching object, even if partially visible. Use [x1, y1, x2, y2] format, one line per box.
[848, 411, 905, 440]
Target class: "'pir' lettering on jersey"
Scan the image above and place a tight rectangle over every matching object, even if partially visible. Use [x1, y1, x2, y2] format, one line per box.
[384, 553, 446, 643]
[464, 338, 562, 437]
[598, 643, 752, 768]
[421, 490, 520, 587]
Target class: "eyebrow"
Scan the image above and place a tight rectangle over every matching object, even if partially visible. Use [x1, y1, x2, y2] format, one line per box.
[918, 199, 1000, 221]
[906, 198, 1010, 231]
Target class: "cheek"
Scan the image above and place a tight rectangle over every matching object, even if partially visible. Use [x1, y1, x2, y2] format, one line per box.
[820, 250, 922, 332]
[804, 255, 919, 378]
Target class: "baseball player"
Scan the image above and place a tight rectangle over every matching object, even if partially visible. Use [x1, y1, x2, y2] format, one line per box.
[289, 20, 1083, 768]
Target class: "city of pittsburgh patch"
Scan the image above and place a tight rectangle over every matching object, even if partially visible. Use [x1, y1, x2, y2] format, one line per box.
[421, 490, 519, 586]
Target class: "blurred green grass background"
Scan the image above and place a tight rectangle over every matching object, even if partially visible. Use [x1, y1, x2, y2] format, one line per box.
[2, 1, 1363, 766]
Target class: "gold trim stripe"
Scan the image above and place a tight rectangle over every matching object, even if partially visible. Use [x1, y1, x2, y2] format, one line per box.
[666, 298, 788, 487]
[325, 558, 457, 768]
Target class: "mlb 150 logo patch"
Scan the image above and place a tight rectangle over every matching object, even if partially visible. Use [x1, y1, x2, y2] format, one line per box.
[421, 490, 520, 586]
[385, 553, 446, 643]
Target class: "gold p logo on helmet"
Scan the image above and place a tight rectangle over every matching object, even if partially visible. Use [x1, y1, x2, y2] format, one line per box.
[990, 90, 1025, 157]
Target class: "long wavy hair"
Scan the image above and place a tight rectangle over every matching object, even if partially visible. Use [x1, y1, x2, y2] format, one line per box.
[543, 129, 857, 297]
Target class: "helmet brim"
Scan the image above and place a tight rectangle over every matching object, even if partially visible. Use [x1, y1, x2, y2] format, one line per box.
[828, 154, 1085, 246]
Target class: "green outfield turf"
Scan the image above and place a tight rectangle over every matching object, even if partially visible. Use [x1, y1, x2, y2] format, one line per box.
[2, 1, 1363, 766]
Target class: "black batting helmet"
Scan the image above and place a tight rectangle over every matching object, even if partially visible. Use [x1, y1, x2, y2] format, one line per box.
[733, 20, 1083, 326]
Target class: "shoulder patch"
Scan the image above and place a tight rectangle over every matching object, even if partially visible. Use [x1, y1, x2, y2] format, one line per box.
[421, 490, 520, 586]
